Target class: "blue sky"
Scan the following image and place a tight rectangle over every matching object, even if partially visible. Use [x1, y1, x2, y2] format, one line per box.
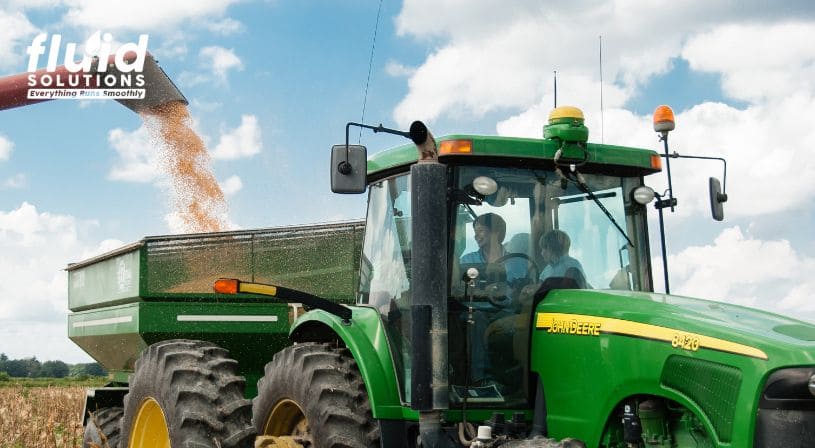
[1, 1, 814, 362]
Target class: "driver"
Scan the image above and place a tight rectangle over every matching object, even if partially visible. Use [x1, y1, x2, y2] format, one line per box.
[460, 213, 527, 285]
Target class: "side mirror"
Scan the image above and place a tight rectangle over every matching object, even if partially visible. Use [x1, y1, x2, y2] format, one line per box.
[330, 145, 367, 194]
[709, 177, 728, 221]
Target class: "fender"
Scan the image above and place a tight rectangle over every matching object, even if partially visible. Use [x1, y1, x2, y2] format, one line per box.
[290, 306, 412, 420]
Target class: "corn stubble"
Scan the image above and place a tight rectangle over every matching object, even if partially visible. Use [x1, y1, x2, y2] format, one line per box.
[143, 101, 228, 233]
[0, 386, 87, 447]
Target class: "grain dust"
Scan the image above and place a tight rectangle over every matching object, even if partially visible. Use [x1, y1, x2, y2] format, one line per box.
[142, 101, 228, 233]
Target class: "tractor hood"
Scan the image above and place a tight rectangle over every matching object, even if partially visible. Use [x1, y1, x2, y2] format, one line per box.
[538, 289, 815, 365]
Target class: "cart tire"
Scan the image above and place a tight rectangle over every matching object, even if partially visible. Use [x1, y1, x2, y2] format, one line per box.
[119, 339, 255, 448]
[83, 407, 123, 448]
[253, 342, 380, 447]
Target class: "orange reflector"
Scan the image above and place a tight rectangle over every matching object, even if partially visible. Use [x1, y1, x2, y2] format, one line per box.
[213, 278, 239, 294]
[439, 139, 472, 155]
[650, 154, 662, 170]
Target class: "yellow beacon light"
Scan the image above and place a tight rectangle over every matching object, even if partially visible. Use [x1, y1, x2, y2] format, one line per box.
[549, 106, 585, 123]
[544, 106, 589, 142]
[653, 105, 675, 134]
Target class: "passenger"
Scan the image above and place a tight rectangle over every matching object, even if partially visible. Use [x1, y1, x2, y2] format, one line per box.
[538, 229, 587, 288]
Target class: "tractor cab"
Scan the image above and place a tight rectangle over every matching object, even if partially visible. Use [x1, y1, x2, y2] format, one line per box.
[353, 107, 661, 410]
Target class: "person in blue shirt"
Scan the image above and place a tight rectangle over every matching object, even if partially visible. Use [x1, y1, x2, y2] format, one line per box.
[538, 229, 587, 288]
[457, 213, 531, 388]
[459, 213, 528, 286]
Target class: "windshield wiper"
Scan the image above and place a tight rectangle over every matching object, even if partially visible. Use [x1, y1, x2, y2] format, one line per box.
[561, 168, 635, 248]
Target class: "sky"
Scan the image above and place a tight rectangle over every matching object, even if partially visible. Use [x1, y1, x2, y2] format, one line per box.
[0, 0, 814, 363]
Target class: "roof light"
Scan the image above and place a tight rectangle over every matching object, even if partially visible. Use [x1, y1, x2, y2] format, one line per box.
[653, 105, 675, 134]
[439, 139, 472, 155]
[213, 278, 238, 294]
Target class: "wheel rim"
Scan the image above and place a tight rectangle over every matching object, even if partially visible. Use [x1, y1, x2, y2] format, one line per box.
[129, 398, 171, 448]
[264, 399, 309, 436]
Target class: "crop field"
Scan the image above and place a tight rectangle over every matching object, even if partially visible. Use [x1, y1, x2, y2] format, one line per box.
[0, 379, 106, 448]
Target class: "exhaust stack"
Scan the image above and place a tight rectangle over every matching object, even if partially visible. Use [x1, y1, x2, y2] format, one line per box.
[0, 52, 186, 113]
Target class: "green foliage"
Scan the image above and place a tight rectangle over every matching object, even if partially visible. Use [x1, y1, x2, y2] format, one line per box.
[0, 371, 10, 382]
[40, 360, 70, 378]
[69, 362, 107, 377]
[0, 353, 106, 379]
[0, 376, 107, 388]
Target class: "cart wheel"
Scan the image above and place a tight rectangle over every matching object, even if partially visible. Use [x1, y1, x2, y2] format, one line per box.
[120, 339, 255, 448]
[83, 407, 123, 448]
[253, 342, 380, 447]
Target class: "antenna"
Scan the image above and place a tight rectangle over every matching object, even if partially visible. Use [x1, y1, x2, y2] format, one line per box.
[599, 35, 604, 144]
[358, 0, 384, 143]
[553, 70, 558, 108]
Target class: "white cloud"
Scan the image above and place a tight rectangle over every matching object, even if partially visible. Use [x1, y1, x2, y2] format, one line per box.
[2, 173, 27, 189]
[0, 134, 13, 161]
[204, 17, 244, 35]
[212, 114, 262, 160]
[179, 46, 243, 86]
[152, 32, 189, 59]
[0, 202, 121, 319]
[0, 10, 37, 70]
[0, 320, 92, 363]
[107, 123, 163, 183]
[385, 60, 415, 77]
[220, 175, 242, 196]
[391, 1, 704, 126]
[391, 1, 815, 127]
[61, 0, 238, 31]
[668, 226, 815, 322]
[2, 0, 64, 9]
[0, 202, 122, 362]
[200, 46, 243, 80]
[682, 22, 815, 103]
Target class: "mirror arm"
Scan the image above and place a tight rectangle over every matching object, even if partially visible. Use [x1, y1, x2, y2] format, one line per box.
[343, 122, 411, 173]
[662, 152, 728, 195]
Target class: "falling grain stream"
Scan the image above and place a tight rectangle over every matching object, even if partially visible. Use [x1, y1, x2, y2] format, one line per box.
[142, 101, 228, 233]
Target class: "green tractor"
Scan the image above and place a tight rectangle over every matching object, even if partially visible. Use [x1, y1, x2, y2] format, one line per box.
[69, 106, 815, 447]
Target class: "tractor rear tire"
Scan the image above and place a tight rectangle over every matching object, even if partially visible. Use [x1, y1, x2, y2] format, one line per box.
[119, 339, 255, 448]
[83, 407, 123, 448]
[253, 342, 380, 447]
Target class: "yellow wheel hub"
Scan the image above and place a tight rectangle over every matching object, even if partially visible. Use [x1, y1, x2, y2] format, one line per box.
[129, 397, 171, 448]
[263, 399, 309, 437]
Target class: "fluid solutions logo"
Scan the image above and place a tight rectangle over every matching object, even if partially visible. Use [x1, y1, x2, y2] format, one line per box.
[25, 31, 149, 101]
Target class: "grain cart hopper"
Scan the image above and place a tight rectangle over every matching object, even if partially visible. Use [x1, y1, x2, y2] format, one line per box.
[72, 108, 815, 448]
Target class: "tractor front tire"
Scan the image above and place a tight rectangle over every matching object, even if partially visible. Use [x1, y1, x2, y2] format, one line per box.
[253, 342, 380, 447]
[119, 339, 255, 448]
[83, 407, 123, 448]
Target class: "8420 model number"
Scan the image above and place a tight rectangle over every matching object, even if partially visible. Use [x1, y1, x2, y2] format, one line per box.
[671, 333, 700, 351]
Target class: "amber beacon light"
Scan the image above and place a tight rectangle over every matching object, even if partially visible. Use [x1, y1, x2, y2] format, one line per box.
[653, 105, 675, 134]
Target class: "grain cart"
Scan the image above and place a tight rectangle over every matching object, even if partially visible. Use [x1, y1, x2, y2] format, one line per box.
[68, 107, 815, 448]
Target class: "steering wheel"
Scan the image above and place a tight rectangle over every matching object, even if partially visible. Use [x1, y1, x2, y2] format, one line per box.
[492, 252, 540, 279]
[483, 252, 540, 307]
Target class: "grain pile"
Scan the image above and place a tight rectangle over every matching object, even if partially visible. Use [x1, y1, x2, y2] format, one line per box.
[0, 386, 85, 447]
[143, 101, 228, 233]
